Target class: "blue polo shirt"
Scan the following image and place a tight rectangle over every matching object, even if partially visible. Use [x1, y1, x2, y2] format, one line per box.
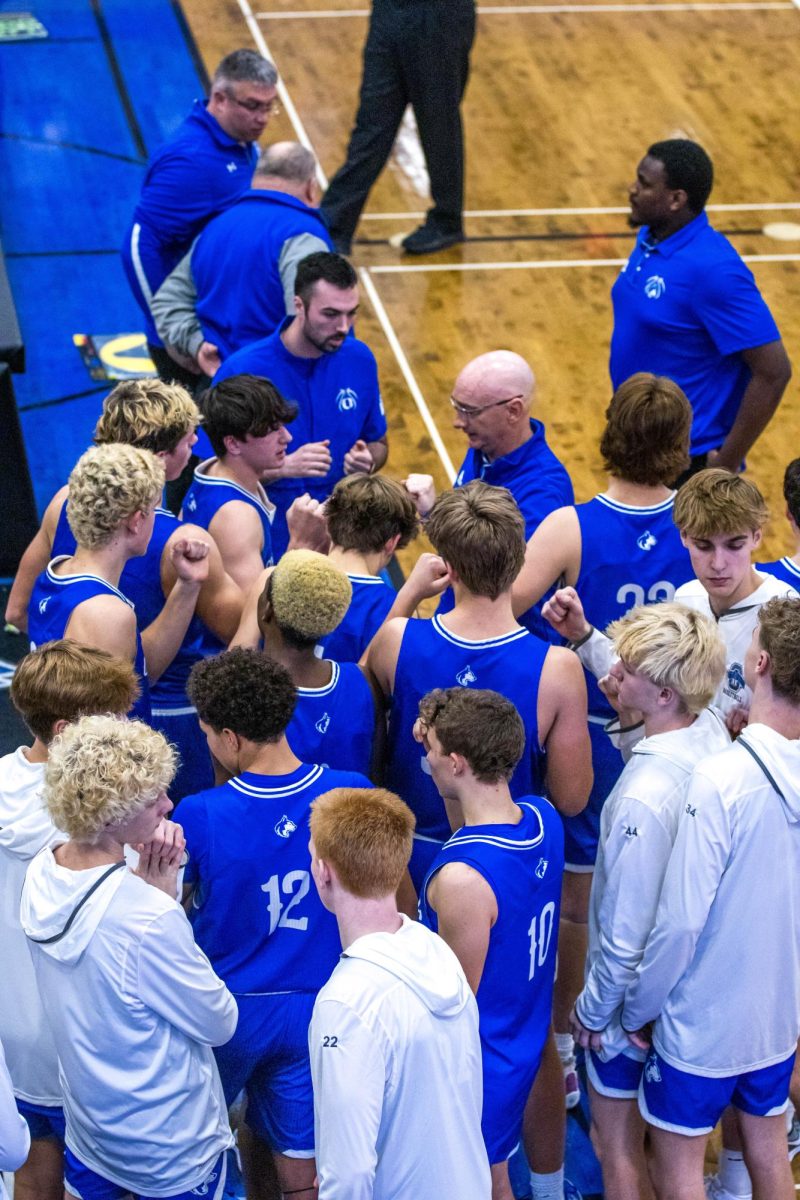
[453, 419, 573, 540]
[610, 212, 781, 456]
[440, 420, 573, 638]
[122, 101, 258, 343]
[193, 190, 333, 360]
[212, 320, 387, 556]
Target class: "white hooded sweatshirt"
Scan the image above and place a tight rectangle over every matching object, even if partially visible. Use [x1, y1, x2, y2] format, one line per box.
[20, 848, 237, 1196]
[622, 723, 800, 1075]
[576, 708, 731, 1060]
[0, 749, 61, 1105]
[310, 915, 492, 1200]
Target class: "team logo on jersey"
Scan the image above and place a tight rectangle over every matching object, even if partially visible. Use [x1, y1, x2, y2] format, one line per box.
[456, 665, 477, 687]
[315, 712, 331, 735]
[336, 387, 358, 412]
[644, 275, 666, 299]
[191, 1170, 219, 1196]
[38, 597, 49, 614]
[644, 1054, 662, 1084]
[185, 494, 197, 512]
[726, 662, 746, 693]
[637, 530, 657, 552]
[226, 161, 238, 173]
[274, 815, 297, 838]
[535, 858, 548, 879]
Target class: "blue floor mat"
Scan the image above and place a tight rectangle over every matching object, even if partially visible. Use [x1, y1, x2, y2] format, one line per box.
[0, 0, 206, 515]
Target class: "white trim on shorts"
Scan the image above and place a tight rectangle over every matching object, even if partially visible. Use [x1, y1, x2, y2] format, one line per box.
[586, 1051, 639, 1101]
[638, 1081, 715, 1137]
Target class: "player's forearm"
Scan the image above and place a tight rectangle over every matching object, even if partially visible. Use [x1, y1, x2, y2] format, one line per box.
[367, 439, 388, 471]
[195, 576, 243, 645]
[141, 579, 202, 682]
[5, 532, 51, 631]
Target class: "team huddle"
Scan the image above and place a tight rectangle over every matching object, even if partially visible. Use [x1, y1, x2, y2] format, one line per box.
[1, 42, 799, 1200]
[2, 366, 800, 1200]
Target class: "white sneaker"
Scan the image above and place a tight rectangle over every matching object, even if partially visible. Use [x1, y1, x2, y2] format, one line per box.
[788, 1114, 800, 1160]
[703, 1173, 750, 1200]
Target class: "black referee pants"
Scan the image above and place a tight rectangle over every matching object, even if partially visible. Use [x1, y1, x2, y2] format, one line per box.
[321, 0, 476, 245]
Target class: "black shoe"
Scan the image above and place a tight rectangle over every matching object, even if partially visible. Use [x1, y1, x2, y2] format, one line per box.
[401, 223, 464, 254]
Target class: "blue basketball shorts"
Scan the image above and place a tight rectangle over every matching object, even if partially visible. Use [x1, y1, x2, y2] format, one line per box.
[16, 1097, 65, 1141]
[639, 1047, 795, 1136]
[213, 991, 316, 1157]
[64, 1147, 227, 1200]
[587, 1047, 645, 1100]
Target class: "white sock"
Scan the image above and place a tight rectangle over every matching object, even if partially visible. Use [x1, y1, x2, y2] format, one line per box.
[554, 1032, 575, 1066]
[529, 1166, 564, 1199]
[717, 1148, 752, 1198]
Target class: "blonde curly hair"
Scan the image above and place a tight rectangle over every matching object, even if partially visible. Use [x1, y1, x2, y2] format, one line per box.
[44, 714, 176, 843]
[266, 550, 352, 642]
[66, 444, 165, 549]
[94, 379, 200, 455]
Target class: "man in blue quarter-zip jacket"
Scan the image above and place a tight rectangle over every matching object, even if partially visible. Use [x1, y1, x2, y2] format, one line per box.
[152, 142, 332, 379]
[121, 48, 278, 382]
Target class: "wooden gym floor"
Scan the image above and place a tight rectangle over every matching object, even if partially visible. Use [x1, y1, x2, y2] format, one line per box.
[185, 0, 800, 569]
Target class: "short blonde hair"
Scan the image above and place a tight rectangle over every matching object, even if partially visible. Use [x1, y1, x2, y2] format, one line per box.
[94, 379, 200, 455]
[606, 601, 726, 713]
[310, 787, 415, 898]
[262, 550, 352, 646]
[44, 715, 175, 843]
[66, 444, 165, 549]
[673, 469, 768, 538]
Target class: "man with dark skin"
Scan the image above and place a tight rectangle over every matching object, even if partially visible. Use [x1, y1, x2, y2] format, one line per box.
[610, 139, 791, 477]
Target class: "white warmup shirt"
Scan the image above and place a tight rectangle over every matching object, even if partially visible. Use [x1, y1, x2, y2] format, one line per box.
[578, 572, 797, 724]
[576, 708, 730, 1060]
[0, 1035, 30, 1199]
[622, 723, 800, 1075]
[310, 915, 492, 1200]
[21, 849, 237, 1196]
[0, 750, 61, 1106]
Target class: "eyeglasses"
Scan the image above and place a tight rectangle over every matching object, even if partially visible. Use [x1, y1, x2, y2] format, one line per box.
[449, 393, 523, 419]
[226, 93, 281, 116]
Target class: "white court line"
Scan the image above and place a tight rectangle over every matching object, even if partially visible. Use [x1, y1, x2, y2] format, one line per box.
[359, 269, 457, 482]
[360, 202, 800, 220]
[234, 0, 329, 188]
[370, 253, 800, 274]
[235, 0, 454, 483]
[256, 2, 793, 14]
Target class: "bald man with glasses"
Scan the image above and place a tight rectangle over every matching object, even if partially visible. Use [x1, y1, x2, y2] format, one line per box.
[407, 351, 572, 537]
[407, 351, 573, 636]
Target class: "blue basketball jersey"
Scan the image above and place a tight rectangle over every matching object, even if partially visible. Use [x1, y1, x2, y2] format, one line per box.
[180, 764, 371, 994]
[28, 558, 151, 723]
[575, 494, 693, 717]
[285, 661, 376, 777]
[420, 799, 564, 1149]
[52, 502, 207, 709]
[757, 557, 800, 591]
[182, 459, 275, 568]
[386, 616, 548, 844]
[319, 574, 396, 663]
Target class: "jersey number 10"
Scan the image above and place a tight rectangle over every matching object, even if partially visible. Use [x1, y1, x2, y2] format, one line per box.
[528, 900, 556, 981]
